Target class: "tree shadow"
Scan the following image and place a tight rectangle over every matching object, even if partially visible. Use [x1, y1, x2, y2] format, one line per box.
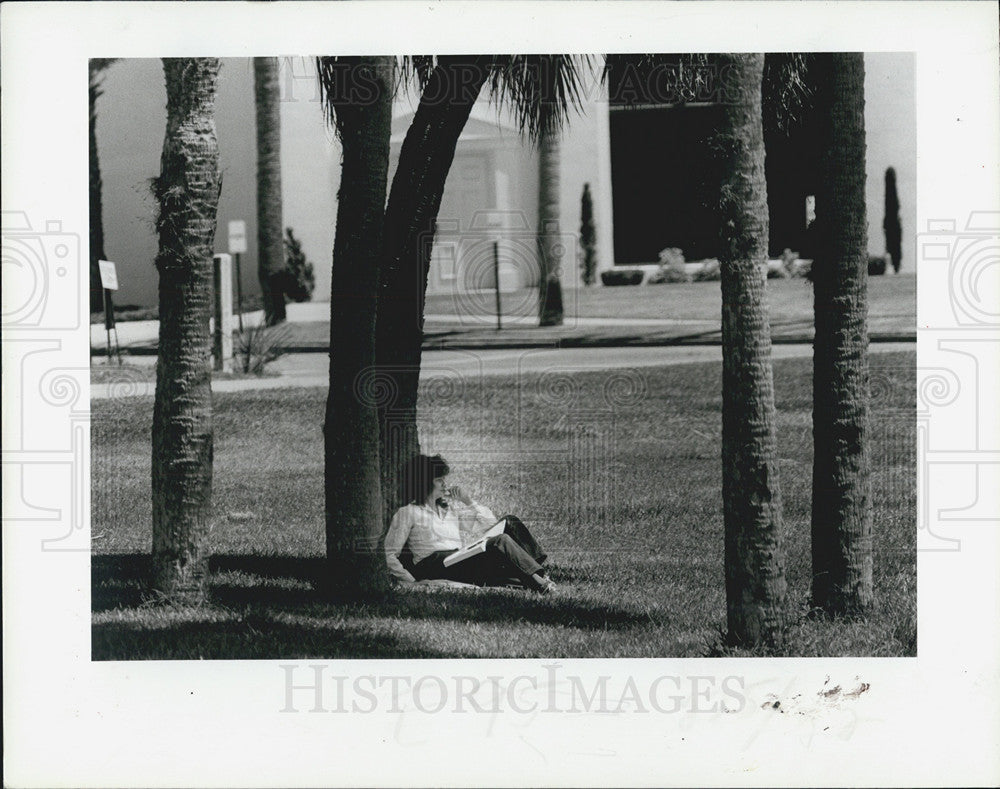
[92, 617, 467, 660]
[93, 551, 652, 659]
[92, 553, 151, 611]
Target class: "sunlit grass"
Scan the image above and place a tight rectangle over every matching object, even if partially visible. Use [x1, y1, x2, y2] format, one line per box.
[92, 351, 916, 659]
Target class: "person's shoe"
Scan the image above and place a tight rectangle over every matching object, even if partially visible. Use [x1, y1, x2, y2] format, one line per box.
[534, 577, 558, 594]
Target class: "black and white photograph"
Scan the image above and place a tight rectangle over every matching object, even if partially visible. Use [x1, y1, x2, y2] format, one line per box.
[88, 51, 917, 659]
[3, 2, 998, 787]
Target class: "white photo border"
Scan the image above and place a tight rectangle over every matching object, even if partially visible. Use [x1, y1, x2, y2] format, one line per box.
[3, 1, 998, 787]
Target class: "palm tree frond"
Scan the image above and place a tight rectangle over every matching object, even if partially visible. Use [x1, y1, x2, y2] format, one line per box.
[487, 54, 594, 141]
[398, 55, 437, 91]
[602, 53, 716, 107]
[89, 58, 119, 98]
[316, 56, 398, 136]
[762, 52, 814, 134]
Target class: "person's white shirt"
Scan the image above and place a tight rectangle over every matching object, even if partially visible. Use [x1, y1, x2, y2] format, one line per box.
[384, 500, 497, 583]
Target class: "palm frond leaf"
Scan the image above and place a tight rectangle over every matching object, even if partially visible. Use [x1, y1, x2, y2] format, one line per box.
[315, 56, 399, 136]
[89, 58, 119, 99]
[397, 55, 437, 92]
[487, 54, 595, 141]
[602, 53, 716, 106]
[762, 52, 814, 134]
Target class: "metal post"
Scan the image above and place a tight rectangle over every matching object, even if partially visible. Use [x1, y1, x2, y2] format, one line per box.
[234, 251, 244, 332]
[493, 240, 502, 331]
[213, 253, 234, 372]
[103, 288, 115, 363]
[213, 255, 223, 371]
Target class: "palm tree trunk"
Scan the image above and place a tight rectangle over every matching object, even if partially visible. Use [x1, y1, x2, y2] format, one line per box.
[254, 56, 287, 326]
[537, 123, 565, 326]
[323, 56, 395, 596]
[716, 53, 787, 645]
[811, 52, 872, 616]
[151, 58, 222, 602]
[89, 60, 114, 314]
[374, 56, 492, 522]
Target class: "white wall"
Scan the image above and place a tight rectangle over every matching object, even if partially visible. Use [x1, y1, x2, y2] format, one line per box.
[98, 57, 340, 308]
[97, 54, 916, 308]
[864, 52, 917, 272]
[558, 61, 615, 288]
[277, 57, 340, 302]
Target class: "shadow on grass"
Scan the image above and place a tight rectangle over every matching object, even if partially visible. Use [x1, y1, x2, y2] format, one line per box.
[92, 617, 465, 660]
[93, 553, 652, 659]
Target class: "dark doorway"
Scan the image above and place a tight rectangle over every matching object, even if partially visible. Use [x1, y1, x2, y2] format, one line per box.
[763, 106, 820, 259]
[609, 104, 725, 265]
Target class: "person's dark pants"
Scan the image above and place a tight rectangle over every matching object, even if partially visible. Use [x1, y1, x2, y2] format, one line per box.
[411, 515, 547, 587]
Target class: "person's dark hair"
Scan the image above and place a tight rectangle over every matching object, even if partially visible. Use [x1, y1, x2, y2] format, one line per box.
[403, 453, 450, 504]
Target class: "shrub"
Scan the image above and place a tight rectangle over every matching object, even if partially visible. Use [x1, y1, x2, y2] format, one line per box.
[767, 261, 790, 279]
[235, 322, 292, 375]
[774, 248, 812, 279]
[648, 247, 690, 284]
[868, 255, 887, 276]
[282, 227, 316, 302]
[600, 269, 645, 286]
[884, 166, 902, 273]
[692, 258, 721, 281]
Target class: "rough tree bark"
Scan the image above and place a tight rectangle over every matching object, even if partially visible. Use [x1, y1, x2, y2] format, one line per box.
[151, 58, 222, 602]
[537, 121, 565, 326]
[811, 52, 873, 617]
[717, 53, 788, 645]
[322, 56, 395, 596]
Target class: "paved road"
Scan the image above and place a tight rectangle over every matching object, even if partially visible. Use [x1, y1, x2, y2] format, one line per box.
[91, 343, 915, 399]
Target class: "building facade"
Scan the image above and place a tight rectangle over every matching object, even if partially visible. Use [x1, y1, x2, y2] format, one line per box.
[95, 54, 914, 308]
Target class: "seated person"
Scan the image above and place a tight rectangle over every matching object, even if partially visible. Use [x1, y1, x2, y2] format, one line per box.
[385, 454, 555, 593]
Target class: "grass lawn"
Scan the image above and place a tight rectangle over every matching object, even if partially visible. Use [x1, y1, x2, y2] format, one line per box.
[257, 275, 915, 347]
[92, 351, 916, 659]
[425, 273, 916, 323]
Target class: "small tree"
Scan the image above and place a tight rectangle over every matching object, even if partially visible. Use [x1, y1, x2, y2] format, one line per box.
[282, 227, 315, 302]
[579, 182, 597, 286]
[884, 166, 902, 274]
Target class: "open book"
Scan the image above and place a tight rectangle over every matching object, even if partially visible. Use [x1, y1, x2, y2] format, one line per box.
[442, 519, 507, 567]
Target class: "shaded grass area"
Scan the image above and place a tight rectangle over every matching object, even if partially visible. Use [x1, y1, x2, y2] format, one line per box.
[89, 362, 279, 385]
[92, 351, 916, 659]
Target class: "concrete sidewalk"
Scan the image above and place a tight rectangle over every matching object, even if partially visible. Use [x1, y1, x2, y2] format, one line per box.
[89, 342, 916, 400]
[91, 299, 915, 355]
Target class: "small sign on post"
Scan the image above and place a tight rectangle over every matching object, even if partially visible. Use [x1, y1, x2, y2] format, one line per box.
[98, 259, 119, 291]
[97, 259, 121, 363]
[227, 220, 247, 331]
[227, 220, 248, 254]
